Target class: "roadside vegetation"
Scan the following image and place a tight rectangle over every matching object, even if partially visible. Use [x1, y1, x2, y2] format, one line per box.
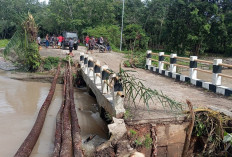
[3, 13, 41, 71]
[186, 108, 232, 156]
[0, 39, 9, 48]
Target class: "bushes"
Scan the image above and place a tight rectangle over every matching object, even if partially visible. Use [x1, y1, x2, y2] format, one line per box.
[25, 42, 41, 71]
[123, 51, 146, 69]
[43, 56, 60, 71]
[0, 39, 9, 48]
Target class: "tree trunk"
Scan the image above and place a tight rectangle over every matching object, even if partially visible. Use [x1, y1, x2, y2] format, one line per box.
[53, 70, 67, 157]
[69, 63, 84, 157]
[14, 63, 61, 157]
[60, 68, 73, 157]
[182, 100, 195, 157]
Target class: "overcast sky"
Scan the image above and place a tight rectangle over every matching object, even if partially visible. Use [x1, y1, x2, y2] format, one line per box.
[38, 0, 49, 4]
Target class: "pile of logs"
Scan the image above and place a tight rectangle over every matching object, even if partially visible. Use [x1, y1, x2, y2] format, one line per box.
[14, 60, 84, 157]
[54, 60, 84, 157]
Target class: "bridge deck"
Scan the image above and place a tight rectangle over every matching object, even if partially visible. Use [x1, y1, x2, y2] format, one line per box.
[76, 47, 232, 119]
[38, 46, 232, 119]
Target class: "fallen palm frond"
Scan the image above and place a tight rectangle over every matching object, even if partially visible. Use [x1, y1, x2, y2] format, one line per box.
[117, 67, 184, 111]
[14, 63, 61, 157]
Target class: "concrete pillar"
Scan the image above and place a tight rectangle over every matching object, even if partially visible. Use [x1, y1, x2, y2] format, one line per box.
[84, 54, 88, 74]
[87, 57, 94, 78]
[212, 59, 222, 86]
[94, 60, 101, 85]
[146, 50, 152, 70]
[80, 52, 84, 68]
[158, 52, 165, 73]
[101, 65, 109, 94]
[169, 54, 177, 73]
[113, 79, 125, 116]
[189, 56, 198, 79]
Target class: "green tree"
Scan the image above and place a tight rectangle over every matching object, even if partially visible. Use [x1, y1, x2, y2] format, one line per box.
[124, 24, 149, 51]
[4, 13, 41, 71]
[83, 25, 121, 48]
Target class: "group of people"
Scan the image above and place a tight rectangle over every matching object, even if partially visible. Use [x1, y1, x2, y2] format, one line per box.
[36, 34, 74, 56]
[85, 36, 111, 54]
[36, 34, 64, 49]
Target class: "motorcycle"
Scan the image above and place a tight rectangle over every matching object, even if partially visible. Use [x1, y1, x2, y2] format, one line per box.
[94, 43, 107, 53]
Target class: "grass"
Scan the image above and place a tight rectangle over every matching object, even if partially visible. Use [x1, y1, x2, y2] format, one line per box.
[0, 39, 9, 48]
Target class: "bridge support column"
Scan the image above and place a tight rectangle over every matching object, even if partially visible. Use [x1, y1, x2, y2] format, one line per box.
[169, 54, 177, 73]
[159, 52, 165, 73]
[212, 59, 222, 86]
[88, 57, 94, 79]
[84, 54, 88, 74]
[101, 65, 109, 94]
[146, 50, 152, 70]
[94, 60, 101, 85]
[80, 52, 84, 68]
[113, 79, 125, 117]
[189, 56, 198, 80]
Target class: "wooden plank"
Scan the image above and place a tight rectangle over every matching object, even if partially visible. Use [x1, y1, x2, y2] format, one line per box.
[218, 73, 232, 79]
[195, 59, 213, 64]
[150, 58, 159, 62]
[219, 63, 232, 68]
[174, 56, 190, 61]
[195, 68, 212, 74]
[151, 53, 159, 56]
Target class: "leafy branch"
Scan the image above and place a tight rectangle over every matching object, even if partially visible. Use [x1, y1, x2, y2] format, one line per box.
[117, 67, 184, 111]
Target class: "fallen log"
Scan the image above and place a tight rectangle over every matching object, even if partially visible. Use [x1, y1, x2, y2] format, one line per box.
[60, 67, 73, 157]
[182, 100, 195, 157]
[69, 62, 84, 157]
[53, 69, 67, 157]
[14, 63, 61, 157]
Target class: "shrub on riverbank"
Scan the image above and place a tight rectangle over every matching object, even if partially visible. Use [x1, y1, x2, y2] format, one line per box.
[0, 39, 9, 48]
[43, 56, 60, 71]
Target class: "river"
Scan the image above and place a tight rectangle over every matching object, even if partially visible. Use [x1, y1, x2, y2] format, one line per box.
[0, 70, 108, 157]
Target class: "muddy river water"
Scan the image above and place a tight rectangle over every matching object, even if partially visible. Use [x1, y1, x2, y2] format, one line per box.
[0, 70, 108, 157]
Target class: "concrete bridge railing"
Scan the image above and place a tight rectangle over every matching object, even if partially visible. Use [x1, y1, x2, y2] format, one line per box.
[79, 52, 125, 118]
[146, 50, 232, 96]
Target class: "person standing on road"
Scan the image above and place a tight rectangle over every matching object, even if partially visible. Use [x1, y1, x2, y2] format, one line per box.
[99, 36, 104, 45]
[87, 37, 94, 54]
[90, 37, 95, 54]
[85, 35, 90, 48]
[68, 38, 74, 57]
[36, 36, 41, 50]
[57, 35, 63, 49]
[45, 34, 49, 48]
